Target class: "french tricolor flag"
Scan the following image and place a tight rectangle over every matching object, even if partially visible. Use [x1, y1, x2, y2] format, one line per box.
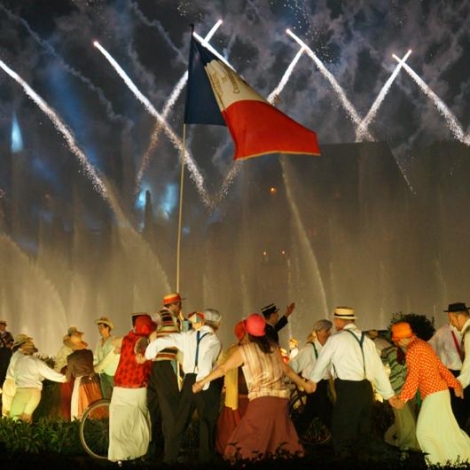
[184, 36, 321, 161]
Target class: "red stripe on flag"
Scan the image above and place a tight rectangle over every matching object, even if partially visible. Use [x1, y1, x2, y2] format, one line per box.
[222, 100, 321, 160]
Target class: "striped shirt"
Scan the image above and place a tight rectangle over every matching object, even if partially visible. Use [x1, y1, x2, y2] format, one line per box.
[152, 309, 181, 362]
[239, 343, 289, 401]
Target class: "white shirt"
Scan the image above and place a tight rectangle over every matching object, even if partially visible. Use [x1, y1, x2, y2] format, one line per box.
[308, 323, 394, 400]
[428, 323, 462, 371]
[54, 344, 73, 372]
[5, 350, 23, 380]
[94, 336, 120, 375]
[145, 325, 221, 389]
[457, 318, 470, 388]
[13, 354, 66, 390]
[289, 339, 329, 380]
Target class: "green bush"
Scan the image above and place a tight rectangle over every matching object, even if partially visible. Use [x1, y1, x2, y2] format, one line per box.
[0, 417, 83, 455]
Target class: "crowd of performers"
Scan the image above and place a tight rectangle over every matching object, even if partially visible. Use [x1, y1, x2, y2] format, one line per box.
[1, 296, 470, 466]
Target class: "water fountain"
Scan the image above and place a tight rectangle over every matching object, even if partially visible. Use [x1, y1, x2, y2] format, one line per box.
[0, 6, 469, 355]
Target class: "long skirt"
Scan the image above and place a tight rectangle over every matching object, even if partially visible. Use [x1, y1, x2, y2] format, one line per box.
[108, 387, 151, 462]
[216, 396, 249, 455]
[417, 389, 470, 466]
[48, 379, 74, 421]
[224, 396, 303, 462]
[71, 375, 102, 420]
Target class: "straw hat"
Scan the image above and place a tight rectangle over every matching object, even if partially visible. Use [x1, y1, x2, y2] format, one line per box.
[94, 316, 114, 329]
[333, 306, 357, 320]
[13, 334, 33, 348]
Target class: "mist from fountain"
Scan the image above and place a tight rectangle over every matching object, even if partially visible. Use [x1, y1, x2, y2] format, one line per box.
[0, 234, 68, 356]
[280, 157, 328, 339]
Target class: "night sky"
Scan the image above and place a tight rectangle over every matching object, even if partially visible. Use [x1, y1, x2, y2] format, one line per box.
[0, 0, 468, 219]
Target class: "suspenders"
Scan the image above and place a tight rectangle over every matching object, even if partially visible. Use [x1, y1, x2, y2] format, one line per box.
[193, 331, 209, 373]
[333, 329, 366, 379]
[310, 341, 319, 359]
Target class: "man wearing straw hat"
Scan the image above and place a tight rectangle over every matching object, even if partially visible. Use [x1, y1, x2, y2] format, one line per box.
[308, 306, 397, 459]
[1, 334, 32, 417]
[94, 316, 119, 399]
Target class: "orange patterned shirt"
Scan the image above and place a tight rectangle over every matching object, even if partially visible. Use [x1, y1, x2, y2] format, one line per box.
[399, 337, 461, 401]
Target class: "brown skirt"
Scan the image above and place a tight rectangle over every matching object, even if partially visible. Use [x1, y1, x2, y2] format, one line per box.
[224, 396, 304, 462]
[73, 375, 102, 419]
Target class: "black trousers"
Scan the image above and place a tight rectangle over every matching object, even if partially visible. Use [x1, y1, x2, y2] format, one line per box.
[147, 361, 180, 455]
[332, 378, 373, 457]
[449, 369, 470, 430]
[295, 378, 333, 437]
[164, 373, 222, 463]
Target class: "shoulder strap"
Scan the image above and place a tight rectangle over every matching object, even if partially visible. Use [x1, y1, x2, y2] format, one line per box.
[345, 330, 367, 378]
[309, 341, 319, 359]
[194, 331, 210, 373]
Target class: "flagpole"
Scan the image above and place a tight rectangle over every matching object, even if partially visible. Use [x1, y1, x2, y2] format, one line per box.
[176, 123, 187, 292]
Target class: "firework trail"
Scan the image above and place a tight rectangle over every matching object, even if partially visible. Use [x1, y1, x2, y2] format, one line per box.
[267, 46, 306, 103]
[0, 58, 108, 198]
[135, 21, 223, 192]
[393, 56, 470, 146]
[94, 41, 211, 207]
[128, 0, 185, 64]
[356, 51, 412, 141]
[286, 29, 374, 141]
[0, 4, 130, 126]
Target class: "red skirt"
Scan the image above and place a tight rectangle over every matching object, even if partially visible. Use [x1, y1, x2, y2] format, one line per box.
[224, 396, 304, 462]
[216, 396, 249, 455]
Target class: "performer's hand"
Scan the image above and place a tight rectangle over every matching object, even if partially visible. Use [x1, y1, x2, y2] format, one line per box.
[454, 383, 464, 399]
[389, 396, 405, 409]
[303, 380, 317, 394]
[285, 302, 296, 317]
[135, 353, 147, 365]
[192, 381, 204, 394]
